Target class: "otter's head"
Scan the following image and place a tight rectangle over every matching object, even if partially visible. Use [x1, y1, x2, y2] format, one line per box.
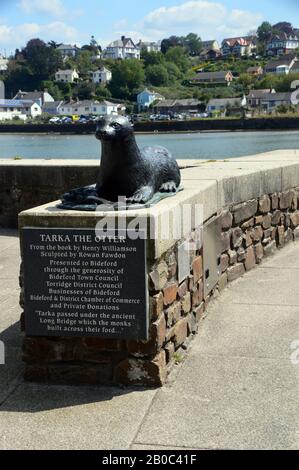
[95, 115, 133, 142]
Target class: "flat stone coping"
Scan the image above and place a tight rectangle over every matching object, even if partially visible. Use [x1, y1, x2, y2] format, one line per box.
[2, 149, 299, 167]
[18, 150, 299, 259]
[0, 159, 204, 168]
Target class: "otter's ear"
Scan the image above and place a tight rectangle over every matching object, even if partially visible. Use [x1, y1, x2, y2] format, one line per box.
[97, 117, 105, 127]
[128, 117, 134, 127]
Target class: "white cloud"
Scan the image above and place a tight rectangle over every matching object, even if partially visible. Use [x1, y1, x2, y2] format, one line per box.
[135, 1, 263, 42]
[18, 0, 66, 17]
[0, 21, 80, 52]
[113, 18, 128, 30]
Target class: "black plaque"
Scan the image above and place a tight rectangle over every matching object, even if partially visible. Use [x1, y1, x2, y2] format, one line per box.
[22, 228, 148, 339]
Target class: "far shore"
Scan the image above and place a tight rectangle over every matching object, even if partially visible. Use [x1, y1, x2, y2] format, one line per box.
[1, 116, 299, 134]
[1, 128, 299, 136]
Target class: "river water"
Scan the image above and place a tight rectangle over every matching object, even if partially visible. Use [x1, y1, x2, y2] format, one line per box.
[0, 130, 298, 160]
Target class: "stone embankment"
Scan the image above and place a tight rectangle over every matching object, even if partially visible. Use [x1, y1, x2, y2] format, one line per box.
[17, 150, 299, 385]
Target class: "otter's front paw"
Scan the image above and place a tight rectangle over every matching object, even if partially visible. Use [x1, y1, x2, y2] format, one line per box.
[61, 184, 98, 203]
[126, 186, 154, 204]
[159, 181, 178, 193]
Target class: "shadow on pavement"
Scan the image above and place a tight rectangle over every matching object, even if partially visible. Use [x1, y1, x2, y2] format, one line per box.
[0, 322, 155, 413]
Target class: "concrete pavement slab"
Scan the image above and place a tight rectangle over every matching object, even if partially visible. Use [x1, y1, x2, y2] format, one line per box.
[1, 229, 299, 450]
[0, 384, 157, 450]
[135, 355, 299, 450]
[261, 243, 299, 269]
[223, 267, 299, 307]
[0, 249, 21, 280]
[196, 303, 299, 360]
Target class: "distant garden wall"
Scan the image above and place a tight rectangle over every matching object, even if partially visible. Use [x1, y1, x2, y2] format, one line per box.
[0, 161, 99, 228]
[0, 116, 299, 135]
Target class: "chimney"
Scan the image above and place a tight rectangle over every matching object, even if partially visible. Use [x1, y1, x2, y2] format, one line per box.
[121, 35, 125, 42]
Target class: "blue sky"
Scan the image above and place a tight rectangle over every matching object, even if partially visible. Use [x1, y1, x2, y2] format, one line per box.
[0, 0, 299, 55]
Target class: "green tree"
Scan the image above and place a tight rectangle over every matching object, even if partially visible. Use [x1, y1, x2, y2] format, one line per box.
[184, 33, 202, 56]
[161, 36, 183, 54]
[41, 80, 63, 100]
[95, 84, 112, 100]
[146, 64, 169, 86]
[275, 73, 299, 92]
[257, 22, 273, 43]
[4, 67, 35, 96]
[108, 59, 145, 100]
[141, 49, 164, 67]
[76, 50, 93, 75]
[165, 46, 189, 72]
[22, 38, 63, 79]
[238, 73, 255, 89]
[164, 61, 182, 81]
[73, 81, 95, 100]
[255, 74, 280, 90]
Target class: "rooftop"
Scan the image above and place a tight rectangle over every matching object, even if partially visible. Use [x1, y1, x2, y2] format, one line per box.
[247, 89, 273, 98]
[155, 99, 202, 108]
[106, 37, 138, 49]
[0, 99, 35, 108]
[191, 71, 232, 80]
[207, 97, 242, 106]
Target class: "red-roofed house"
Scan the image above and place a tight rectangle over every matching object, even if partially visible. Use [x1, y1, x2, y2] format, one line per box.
[221, 36, 257, 57]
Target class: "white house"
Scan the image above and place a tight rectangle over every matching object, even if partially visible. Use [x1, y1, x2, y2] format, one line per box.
[55, 69, 79, 83]
[201, 40, 220, 51]
[137, 89, 164, 111]
[104, 36, 140, 60]
[0, 99, 42, 121]
[260, 92, 293, 112]
[90, 67, 112, 84]
[206, 98, 242, 115]
[136, 40, 161, 53]
[221, 37, 256, 57]
[247, 89, 276, 108]
[58, 100, 125, 116]
[265, 57, 297, 75]
[266, 33, 299, 56]
[0, 55, 8, 72]
[57, 44, 80, 59]
[13, 90, 54, 106]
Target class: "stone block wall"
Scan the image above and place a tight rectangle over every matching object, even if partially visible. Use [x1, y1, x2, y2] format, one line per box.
[19, 188, 299, 387]
[0, 163, 99, 228]
[218, 189, 299, 289]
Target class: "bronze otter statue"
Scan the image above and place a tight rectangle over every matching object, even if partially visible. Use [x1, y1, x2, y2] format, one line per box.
[60, 115, 181, 210]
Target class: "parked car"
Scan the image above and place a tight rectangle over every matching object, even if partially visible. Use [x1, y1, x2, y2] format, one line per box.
[157, 114, 171, 121]
[49, 116, 61, 124]
[172, 114, 183, 120]
[78, 118, 88, 124]
[61, 116, 72, 124]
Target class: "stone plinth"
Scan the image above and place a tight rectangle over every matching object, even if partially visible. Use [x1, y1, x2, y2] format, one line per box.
[18, 183, 211, 386]
[17, 151, 299, 386]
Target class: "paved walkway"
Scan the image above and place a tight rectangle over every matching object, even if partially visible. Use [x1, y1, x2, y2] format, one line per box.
[1, 230, 299, 450]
